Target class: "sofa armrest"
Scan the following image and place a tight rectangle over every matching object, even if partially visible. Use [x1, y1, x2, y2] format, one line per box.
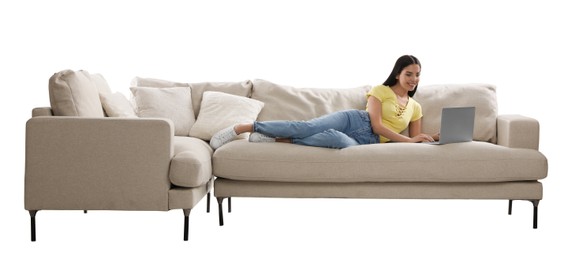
[497, 114, 540, 150]
[25, 116, 174, 211]
[32, 107, 53, 117]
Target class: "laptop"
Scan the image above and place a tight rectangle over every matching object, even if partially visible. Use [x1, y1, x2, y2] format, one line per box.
[425, 106, 475, 145]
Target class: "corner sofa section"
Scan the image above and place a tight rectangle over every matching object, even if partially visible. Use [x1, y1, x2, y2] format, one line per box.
[25, 70, 253, 241]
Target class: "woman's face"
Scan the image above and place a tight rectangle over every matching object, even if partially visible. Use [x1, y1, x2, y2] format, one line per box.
[397, 64, 421, 92]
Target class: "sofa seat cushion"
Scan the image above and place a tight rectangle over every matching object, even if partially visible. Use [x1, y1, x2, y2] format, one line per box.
[213, 140, 547, 183]
[170, 137, 213, 188]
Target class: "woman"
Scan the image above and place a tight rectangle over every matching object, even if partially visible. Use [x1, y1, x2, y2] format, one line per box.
[210, 55, 438, 149]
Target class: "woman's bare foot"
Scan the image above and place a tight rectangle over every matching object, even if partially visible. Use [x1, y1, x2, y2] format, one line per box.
[234, 123, 254, 135]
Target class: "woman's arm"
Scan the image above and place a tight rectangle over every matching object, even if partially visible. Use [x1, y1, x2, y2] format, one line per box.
[409, 119, 440, 141]
[408, 118, 422, 138]
[367, 96, 434, 143]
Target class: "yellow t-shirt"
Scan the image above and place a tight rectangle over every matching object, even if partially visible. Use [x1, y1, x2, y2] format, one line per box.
[366, 85, 423, 143]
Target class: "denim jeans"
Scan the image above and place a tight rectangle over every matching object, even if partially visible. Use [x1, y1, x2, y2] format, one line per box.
[253, 109, 380, 149]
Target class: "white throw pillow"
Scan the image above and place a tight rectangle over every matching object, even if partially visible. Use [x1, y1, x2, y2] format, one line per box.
[190, 91, 265, 140]
[99, 92, 138, 118]
[130, 87, 195, 136]
[130, 76, 253, 117]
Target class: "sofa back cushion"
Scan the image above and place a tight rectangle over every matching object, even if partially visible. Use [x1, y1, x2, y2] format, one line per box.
[91, 73, 113, 95]
[130, 86, 194, 136]
[49, 70, 106, 117]
[413, 83, 498, 142]
[251, 79, 372, 121]
[131, 77, 253, 118]
[99, 91, 138, 118]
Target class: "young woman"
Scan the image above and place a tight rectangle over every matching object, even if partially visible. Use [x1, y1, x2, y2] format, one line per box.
[210, 55, 438, 149]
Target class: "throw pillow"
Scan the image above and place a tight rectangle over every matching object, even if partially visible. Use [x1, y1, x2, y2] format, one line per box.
[91, 73, 113, 95]
[49, 70, 106, 117]
[99, 92, 138, 118]
[131, 76, 253, 117]
[189, 91, 264, 140]
[130, 87, 195, 136]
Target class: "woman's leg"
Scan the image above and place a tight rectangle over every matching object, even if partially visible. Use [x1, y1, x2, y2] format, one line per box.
[293, 129, 359, 149]
[211, 109, 369, 149]
[252, 110, 357, 139]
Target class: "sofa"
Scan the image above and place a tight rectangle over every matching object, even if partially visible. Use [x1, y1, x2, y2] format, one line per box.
[25, 70, 548, 242]
[211, 79, 547, 229]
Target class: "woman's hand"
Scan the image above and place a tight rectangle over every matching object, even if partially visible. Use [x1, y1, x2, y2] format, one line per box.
[431, 132, 440, 141]
[408, 133, 435, 143]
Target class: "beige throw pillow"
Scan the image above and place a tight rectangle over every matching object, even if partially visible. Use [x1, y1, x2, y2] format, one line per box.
[99, 92, 138, 118]
[91, 73, 113, 95]
[49, 70, 106, 117]
[189, 91, 264, 140]
[130, 76, 253, 117]
[130, 87, 195, 136]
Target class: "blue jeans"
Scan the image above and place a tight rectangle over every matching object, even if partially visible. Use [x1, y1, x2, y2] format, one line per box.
[253, 109, 380, 149]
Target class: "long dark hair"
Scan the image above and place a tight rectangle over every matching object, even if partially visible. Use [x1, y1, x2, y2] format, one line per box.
[383, 55, 421, 97]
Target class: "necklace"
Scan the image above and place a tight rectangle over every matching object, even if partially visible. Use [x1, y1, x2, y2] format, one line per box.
[395, 103, 407, 118]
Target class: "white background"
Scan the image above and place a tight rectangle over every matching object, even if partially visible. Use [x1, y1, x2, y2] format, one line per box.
[2, 0, 566, 259]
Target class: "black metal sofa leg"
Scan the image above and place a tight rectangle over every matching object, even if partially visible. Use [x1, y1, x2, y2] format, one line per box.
[217, 197, 225, 226]
[206, 192, 211, 213]
[531, 200, 540, 229]
[29, 210, 38, 242]
[183, 209, 191, 241]
[508, 199, 540, 229]
[508, 200, 513, 215]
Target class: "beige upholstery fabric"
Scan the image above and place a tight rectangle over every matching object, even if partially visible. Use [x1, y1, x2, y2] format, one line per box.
[91, 73, 113, 95]
[25, 117, 174, 210]
[49, 70, 105, 117]
[100, 92, 138, 118]
[497, 115, 540, 150]
[214, 179, 543, 200]
[213, 140, 547, 183]
[189, 91, 265, 140]
[131, 77, 253, 117]
[32, 107, 53, 117]
[251, 79, 372, 121]
[190, 81, 253, 116]
[170, 137, 213, 188]
[131, 76, 190, 88]
[169, 179, 213, 209]
[130, 87, 195, 136]
[413, 84, 498, 142]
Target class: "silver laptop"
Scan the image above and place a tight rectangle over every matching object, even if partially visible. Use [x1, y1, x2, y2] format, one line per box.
[426, 106, 475, 145]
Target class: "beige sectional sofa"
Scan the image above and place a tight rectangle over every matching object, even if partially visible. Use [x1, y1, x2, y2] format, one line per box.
[25, 70, 548, 242]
